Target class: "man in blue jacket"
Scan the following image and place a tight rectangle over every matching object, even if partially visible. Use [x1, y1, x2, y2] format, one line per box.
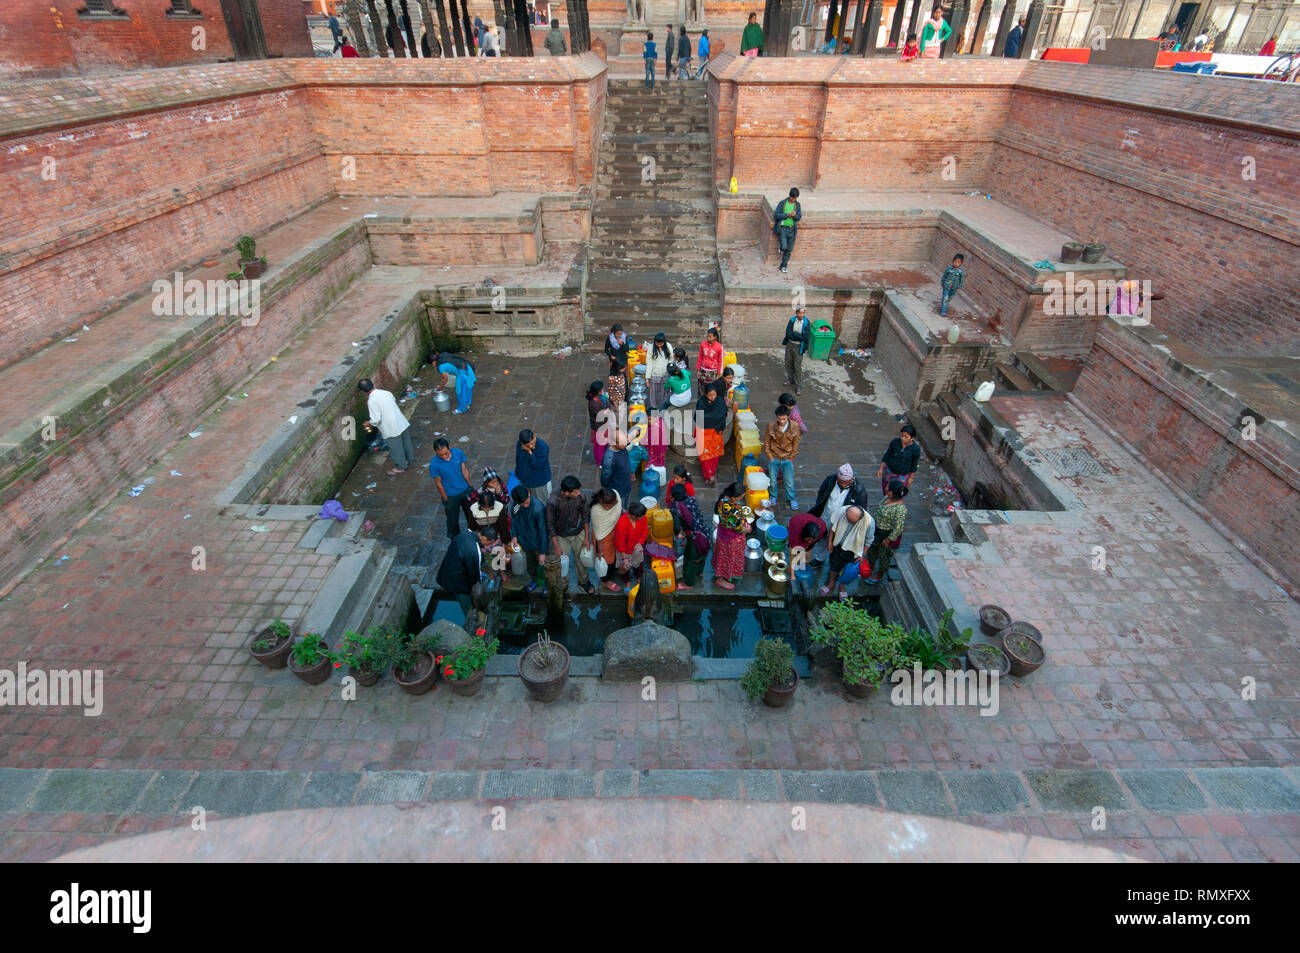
[694, 30, 710, 78]
[510, 485, 551, 594]
[600, 430, 633, 504]
[1004, 16, 1026, 57]
[515, 429, 552, 506]
[781, 306, 812, 394]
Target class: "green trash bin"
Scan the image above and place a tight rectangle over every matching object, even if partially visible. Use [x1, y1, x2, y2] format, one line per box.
[809, 319, 836, 361]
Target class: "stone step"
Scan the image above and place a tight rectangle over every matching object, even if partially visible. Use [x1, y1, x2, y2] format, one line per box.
[590, 223, 715, 237]
[587, 302, 722, 320]
[602, 133, 711, 145]
[589, 236, 716, 250]
[995, 362, 1037, 392]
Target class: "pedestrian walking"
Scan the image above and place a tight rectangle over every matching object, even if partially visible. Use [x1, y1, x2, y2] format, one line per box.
[1003, 16, 1025, 57]
[741, 11, 763, 56]
[677, 26, 692, 79]
[774, 187, 801, 273]
[694, 30, 711, 77]
[328, 13, 343, 52]
[545, 18, 567, 54]
[515, 429, 553, 505]
[864, 480, 908, 583]
[877, 424, 920, 495]
[665, 22, 675, 78]
[763, 404, 802, 510]
[358, 378, 414, 475]
[547, 476, 596, 594]
[781, 306, 811, 393]
[428, 437, 473, 538]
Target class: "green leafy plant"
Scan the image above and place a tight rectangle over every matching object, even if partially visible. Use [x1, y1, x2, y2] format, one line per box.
[290, 631, 333, 667]
[235, 235, 257, 262]
[810, 602, 908, 688]
[390, 627, 440, 676]
[253, 618, 292, 653]
[227, 271, 246, 281]
[337, 626, 399, 674]
[444, 635, 499, 681]
[740, 637, 796, 701]
[900, 609, 972, 671]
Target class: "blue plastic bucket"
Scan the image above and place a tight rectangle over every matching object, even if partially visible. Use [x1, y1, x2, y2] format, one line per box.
[766, 524, 789, 551]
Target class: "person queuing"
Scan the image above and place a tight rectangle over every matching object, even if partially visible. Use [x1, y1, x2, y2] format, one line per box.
[668, 482, 710, 591]
[712, 483, 749, 590]
[668, 464, 696, 498]
[695, 380, 728, 485]
[516, 429, 553, 505]
[864, 480, 909, 583]
[763, 404, 802, 511]
[645, 332, 673, 411]
[606, 357, 628, 418]
[587, 380, 611, 467]
[820, 504, 875, 599]
[358, 378, 414, 476]
[614, 501, 649, 591]
[510, 484, 551, 595]
[808, 463, 870, 565]
[436, 525, 496, 617]
[877, 424, 921, 495]
[590, 487, 623, 590]
[428, 437, 473, 538]
[696, 326, 725, 387]
[787, 510, 828, 569]
[547, 476, 596, 595]
[604, 324, 631, 384]
[779, 392, 808, 433]
[600, 429, 633, 503]
[463, 490, 511, 583]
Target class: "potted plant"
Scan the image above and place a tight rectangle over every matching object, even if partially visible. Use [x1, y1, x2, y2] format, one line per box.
[287, 631, 335, 685]
[248, 618, 295, 669]
[978, 604, 1011, 638]
[966, 642, 1011, 678]
[1002, 628, 1046, 676]
[809, 602, 907, 699]
[900, 610, 972, 671]
[1060, 241, 1085, 263]
[337, 626, 398, 687]
[391, 627, 441, 695]
[235, 234, 267, 279]
[519, 631, 570, 702]
[741, 637, 798, 708]
[1082, 238, 1107, 264]
[999, 620, 1042, 645]
[443, 634, 499, 697]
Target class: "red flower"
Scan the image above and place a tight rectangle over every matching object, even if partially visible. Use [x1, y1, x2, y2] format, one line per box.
[333, 662, 341, 668]
[475, 628, 486, 637]
[435, 655, 444, 663]
[444, 666, 455, 677]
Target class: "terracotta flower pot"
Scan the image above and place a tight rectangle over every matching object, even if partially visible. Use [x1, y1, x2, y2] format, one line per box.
[393, 652, 438, 695]
[1082, 242, 1106, 264]
[1060, 242, 1084, 263]
[966, 643, 1011, 679]
[843, 677, 875, 699]
[248, 625, 295, 669]
[447, 667, 486, 697]
[349, 665, 381, 687]
[763, 669, 798, 708]
[240, 258, 266, 279]
[288, 650, 333, 685]
[978, 604, 1011, 638]
[1003, 631, 1045, 677]
[999, 620, 1042, 646]
[519, 642, 570, 702]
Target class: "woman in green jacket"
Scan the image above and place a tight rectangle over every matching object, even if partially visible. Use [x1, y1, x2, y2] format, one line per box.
[741, 11, 763, 56]
[919, 7, 950, 58]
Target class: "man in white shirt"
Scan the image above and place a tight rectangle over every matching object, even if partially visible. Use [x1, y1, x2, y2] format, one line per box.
[358, 378, 414, 475]
[481, 27, 499, 56]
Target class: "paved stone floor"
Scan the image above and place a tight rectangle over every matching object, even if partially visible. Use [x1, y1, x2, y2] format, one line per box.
[0, 288, 1297, 861]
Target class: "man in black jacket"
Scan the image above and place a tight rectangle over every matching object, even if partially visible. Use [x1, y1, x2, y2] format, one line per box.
[676, 26, 692, 79]
[781, 306, 812, 394]
[665, 22, 674, 79]
[436, 526, 497, 616]
[774, 187, 802, 274]
[808, 463, 869, 564]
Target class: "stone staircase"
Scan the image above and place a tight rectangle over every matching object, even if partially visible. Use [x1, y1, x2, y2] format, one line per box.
[586, 79, 721, 342]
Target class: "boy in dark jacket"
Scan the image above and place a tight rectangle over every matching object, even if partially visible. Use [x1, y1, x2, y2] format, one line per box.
[676, 27, 692, 79]
[774, 187, 802, 274]
[510, 485, 551, 594]
[940, 253, 965, 316]
[781, 306, 812, 393]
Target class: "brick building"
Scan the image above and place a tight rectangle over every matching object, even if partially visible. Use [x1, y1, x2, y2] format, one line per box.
[0, 0, 314, 78]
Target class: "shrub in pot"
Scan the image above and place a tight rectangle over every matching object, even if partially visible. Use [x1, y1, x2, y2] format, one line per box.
[249, 618, 295, 669]
[1082, 239, 1106, 264]
[391, 627, 441, 695]
[287, 632, 335, 685]
[1002, 629, 1045, 676]
[809, 601, 907, 699]
[337, 626, 399, 687]
[966, 642, 1011, 678]
[443, 634, 499, 697]
[519, 631, 570, 702]
[1060, 241, 1084, 263]
[741, 637, 798, 708]
[235, 234, 268, 279]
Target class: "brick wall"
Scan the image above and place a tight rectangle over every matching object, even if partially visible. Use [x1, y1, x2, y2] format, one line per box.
[1073, 321, 1299, 594]
[0, 0, 311, 78]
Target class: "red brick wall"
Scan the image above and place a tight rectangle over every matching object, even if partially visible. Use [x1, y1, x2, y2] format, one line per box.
[1073, 322, 1300, 594]
[0, 0, 312, 78]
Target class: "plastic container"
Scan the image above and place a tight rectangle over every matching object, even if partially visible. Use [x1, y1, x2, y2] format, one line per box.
[560, 553, 570, 579]
[766, 524, 789, 551]
[736, 410, 758, 428]
[746, 487, 770, 512]
[810, 318, 836, 360]
[723, 351, 737, 368]
[640, 495, 659, 513]
[639, 468, 661, 502]
[729, 363, 746, 382]
[649, 508, 675, 545]
[510, 547, 526, 576]
[732, 381, 750, 411]
[745, 469, 770, 492]
[651, 557, 676, 593]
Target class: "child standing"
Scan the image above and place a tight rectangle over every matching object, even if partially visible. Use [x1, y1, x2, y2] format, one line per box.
[899, 32, 920, 61]
[779, 393, 808, 433]
[940, 253, 965, 316]
[643, 31, 657, 90]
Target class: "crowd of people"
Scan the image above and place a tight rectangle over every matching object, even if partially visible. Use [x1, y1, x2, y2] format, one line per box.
[401, 322, 926, 609]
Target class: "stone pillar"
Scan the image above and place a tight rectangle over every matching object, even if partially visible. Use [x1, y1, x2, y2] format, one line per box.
[834, 0, 852, 51]
[887, 0, 907, 45]
[773, 0, 798, 54]
[417, 0, 439, 54]
[383, 0, 409, 55]
[448, 0, 466, 53]
[825, 0, 840, 44]
[461, 0, 476, 55]
[990, 0, 1016, 55]
[763, 0, 775, 52]
[908, 0, 926, 43]
[401, 0, 418, 51]
[970, 0, 991, 53]
[346, 1, 372, 55]
[857, 0, 882, 53]
[517, 0, 536, 54]
[942, 0, 967, 54]
[500, 0, 517, 53]
[1020, 0, 1043, 57]
[365, 0, 385, 53]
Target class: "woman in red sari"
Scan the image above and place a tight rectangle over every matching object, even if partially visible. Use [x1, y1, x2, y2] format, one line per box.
[695, 380, 727, 484]
[696, 327, 725, 388]
[711, 482, 749, 590]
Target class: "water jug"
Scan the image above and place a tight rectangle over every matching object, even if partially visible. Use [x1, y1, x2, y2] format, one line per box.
[510, 545, 526, 576]
[432, 390, 452, 413]
[744, 539, 764, 574]
[732, 382, 750, 411]
[639, 467, 661, 502]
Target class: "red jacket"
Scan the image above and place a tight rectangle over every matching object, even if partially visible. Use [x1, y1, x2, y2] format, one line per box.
[698, 340, 724, 374]
[341, 44, 359, 57]
[615, 513, 648, 553]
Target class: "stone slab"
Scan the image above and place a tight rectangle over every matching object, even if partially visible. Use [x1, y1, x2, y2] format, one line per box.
[28, 769, 154, 814]
[781, 770, 879, 805]
[298, 772, 362, 809]
[944, 771, 1030, 814]
[1117, 770, 1207, 813]
[1026, 769, 1129, 813]
[482, 769, 598, 799]
[637, 769, 741, 799]
[182, 770, 309, 816]
[1194, 768, 1300, 812]
[355, 771, 430, 804]
[877, 770, 953, 816]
